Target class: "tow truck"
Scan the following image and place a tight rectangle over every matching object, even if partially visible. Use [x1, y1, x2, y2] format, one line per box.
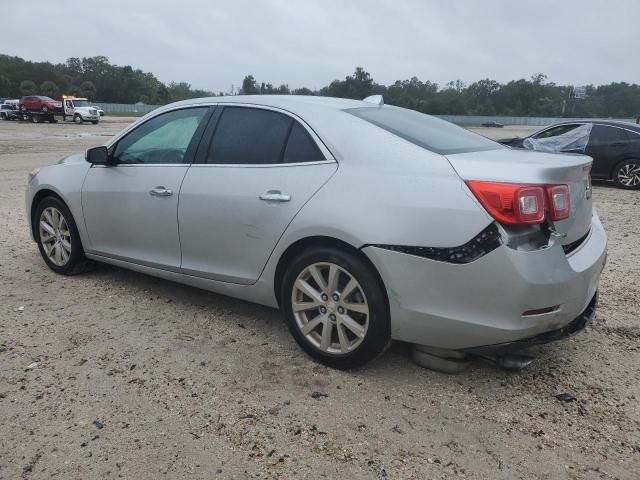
[17, 95, 100, 124]
[61, 96, 100, 124]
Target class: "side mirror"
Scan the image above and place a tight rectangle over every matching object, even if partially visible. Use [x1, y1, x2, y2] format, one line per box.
[86, 146, 110, 165]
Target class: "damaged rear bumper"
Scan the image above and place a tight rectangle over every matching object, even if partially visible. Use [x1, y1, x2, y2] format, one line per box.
[463, 291, 598, 355]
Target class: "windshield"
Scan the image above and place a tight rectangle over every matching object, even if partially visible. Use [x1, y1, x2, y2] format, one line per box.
[346, 105, 502, 155]
[73, 100, 90, 107]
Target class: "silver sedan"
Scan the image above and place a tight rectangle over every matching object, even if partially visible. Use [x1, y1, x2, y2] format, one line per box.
[25, 95, 607, 370]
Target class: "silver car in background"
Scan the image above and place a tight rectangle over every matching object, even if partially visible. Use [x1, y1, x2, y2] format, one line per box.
[26, 95, 606, 370]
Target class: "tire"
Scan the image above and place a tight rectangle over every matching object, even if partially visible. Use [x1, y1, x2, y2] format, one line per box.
[1, 113, 5, 120]
[74, 114, 83, 124]
[613, 159, 640, 189]
[280, 246, 390, 369]
[91, 120, 99, 125]
[34, 196, 93, 275]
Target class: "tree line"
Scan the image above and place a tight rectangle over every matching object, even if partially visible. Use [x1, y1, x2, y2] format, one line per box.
[2, 54, 639, 117]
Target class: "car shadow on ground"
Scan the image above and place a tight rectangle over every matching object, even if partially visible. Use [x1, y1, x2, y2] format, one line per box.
[84, 261, 582, 382]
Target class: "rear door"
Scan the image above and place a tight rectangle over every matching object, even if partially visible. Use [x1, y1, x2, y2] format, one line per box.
[82, 106, 210, 269]
[178, 105, 337, 284]
[585, 124, 628, 178]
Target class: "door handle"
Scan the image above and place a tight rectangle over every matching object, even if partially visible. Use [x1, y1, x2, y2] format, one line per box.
[149, 186, 173, 197]
[259, 190, 291, 202]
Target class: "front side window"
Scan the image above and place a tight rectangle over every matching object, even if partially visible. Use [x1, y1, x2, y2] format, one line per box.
[113, 107, 207, 164]
[534, 124, 582, 139]
[346, 105, 501, 155]
[207, 107, 325, 164]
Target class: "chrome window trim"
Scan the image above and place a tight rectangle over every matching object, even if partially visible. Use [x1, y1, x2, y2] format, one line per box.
[187, 159, 336, 169]
[105, 102, 336, 165]
[90, 164, 190, 168]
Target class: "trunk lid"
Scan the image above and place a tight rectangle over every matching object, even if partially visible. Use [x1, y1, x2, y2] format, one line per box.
[446, 148, 593, 244]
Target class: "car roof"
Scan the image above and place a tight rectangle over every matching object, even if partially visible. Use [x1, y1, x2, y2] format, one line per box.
[546, 119, 640, 133]
[160, 95, 376, 117]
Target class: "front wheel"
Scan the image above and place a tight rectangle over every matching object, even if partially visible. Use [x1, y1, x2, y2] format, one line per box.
[34, 197, 93, 275]
[613, 159, 640, 189]
[74, 114, 83, 124]
[281, 246, 390, 369]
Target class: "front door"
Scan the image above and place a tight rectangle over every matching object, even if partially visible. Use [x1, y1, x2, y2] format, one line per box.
[82, 106, 210, 270]
[178, 106, 337, 284]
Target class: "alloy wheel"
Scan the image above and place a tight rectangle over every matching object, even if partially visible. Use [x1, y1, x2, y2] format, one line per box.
[291, 262, 370, 355]
[39, 206, 72, 266]
[617, 162, 640, 187]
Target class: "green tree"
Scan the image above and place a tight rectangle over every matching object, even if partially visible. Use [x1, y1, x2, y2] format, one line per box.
[40, 80, 59, 98]
[241, 75, 259, 95]
[79, 81, 97, 100]
[20, 80, 37, 95]
[0, 74, 10, 95]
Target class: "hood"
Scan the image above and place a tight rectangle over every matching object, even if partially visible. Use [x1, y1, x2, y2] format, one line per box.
[58, 152, 87, 165]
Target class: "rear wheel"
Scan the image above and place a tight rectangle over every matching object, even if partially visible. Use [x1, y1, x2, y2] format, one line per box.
[91, 120, 99, 125]
[613, 159, 640, 189]
[34, 197, 93, 275]
[41, 105, 49, 113]
[281, 246, 390, 369]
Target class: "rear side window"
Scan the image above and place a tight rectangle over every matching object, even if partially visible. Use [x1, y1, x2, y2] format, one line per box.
[346, 105, 501, 155]
[207, 107, 325, 164]
[283, 123, 324, 163]
[589, 125, 627, 145]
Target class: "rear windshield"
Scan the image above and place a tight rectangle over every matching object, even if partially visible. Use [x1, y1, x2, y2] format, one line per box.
[346, 106, 502, 155]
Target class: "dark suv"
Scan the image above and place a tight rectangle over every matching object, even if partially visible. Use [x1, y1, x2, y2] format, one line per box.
[499, 120, 640, 189]
[19, 96, 60, 113]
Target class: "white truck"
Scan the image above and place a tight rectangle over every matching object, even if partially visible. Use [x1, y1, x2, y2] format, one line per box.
[61, 96, 100, 124]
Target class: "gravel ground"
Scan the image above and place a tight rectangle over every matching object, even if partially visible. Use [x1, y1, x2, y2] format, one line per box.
[0, 118, 638, 479]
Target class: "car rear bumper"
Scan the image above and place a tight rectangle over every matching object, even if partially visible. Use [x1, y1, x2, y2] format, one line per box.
[362, 210, 607, 350]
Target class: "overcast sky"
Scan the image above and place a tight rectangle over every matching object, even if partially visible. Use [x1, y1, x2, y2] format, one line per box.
[4, 0, 639, 92]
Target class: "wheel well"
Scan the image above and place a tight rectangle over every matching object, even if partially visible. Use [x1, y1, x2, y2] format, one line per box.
[273, 236, 389, 311]
[611, 157, 640, 179]
[30, 189, 64, 238]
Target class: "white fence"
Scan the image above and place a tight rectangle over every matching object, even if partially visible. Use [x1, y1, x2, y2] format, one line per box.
[93, 102, 161, 114]
[435, 115, 634, 126]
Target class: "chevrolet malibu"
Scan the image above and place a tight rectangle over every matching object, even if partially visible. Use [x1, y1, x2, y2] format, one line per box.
[26, 95, 607, 370]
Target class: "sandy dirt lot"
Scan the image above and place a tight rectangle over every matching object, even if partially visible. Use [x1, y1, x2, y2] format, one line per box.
[1, 118, 638, 479]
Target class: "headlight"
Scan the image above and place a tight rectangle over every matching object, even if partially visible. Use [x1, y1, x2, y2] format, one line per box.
[27, 167, 41, 184]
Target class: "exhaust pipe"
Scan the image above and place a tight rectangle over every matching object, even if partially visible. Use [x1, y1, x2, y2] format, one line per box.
[495, 354, 536, 370]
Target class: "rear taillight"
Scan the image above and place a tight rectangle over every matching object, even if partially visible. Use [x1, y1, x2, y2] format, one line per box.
[546, 185, 570, 221]
[466, 181, 569, 226]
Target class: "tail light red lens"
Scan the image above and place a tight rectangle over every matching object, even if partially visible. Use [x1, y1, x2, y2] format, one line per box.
[466, 181, 569, 226]
[546, 185, 570, 220]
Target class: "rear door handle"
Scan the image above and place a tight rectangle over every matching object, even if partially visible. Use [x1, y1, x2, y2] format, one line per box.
[149, 186, 173, 197]
[259, 190, 291, 202]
